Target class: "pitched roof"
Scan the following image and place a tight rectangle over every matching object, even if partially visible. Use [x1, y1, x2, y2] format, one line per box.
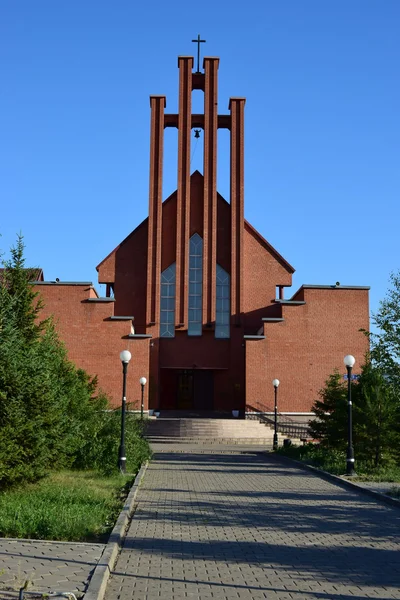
[96, 170, 294, 274]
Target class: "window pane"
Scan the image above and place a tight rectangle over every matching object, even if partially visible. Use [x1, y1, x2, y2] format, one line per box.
[188, 322, 202, 336]
[188, 234, 203, 337]
[221, 312, 230, 325]
[161, 324, 173, 338]
[166, 311, 174, 323]
[189, 282, 201, 295]
[165, 284, 175, 297]
[215, 265, 230, 339]
[162, 265, 175, 283]
[161, 297, 174, 310]
[188, 233, 203, 335]
[215, 325, 229, 338]
[189, 295, 201, 309]
[160, 263, 175, 338]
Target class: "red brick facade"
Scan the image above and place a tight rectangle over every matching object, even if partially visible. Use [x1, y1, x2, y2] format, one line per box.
[34, 54, 369, 415]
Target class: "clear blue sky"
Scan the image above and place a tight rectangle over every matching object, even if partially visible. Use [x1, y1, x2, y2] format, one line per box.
[1, 1, 399, 325]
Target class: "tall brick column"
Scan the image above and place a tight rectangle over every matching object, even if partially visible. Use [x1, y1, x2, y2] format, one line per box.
[202, 57, 219, 326]
[229, 97, 246, 324]
[176, 57, 193, 328]
[146, 95, 166, 330]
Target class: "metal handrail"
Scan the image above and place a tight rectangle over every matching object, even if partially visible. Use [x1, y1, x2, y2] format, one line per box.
[246, 402, 310, 438]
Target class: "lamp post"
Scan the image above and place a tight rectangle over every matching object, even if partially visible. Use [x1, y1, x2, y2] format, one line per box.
[118, 350, 132, 474]
[344, 354, 356, 476]
[139, 377, 147, 420]
[272, 379, 280, 450]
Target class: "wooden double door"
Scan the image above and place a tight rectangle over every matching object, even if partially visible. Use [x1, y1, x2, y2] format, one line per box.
[160, 369, 214, 411]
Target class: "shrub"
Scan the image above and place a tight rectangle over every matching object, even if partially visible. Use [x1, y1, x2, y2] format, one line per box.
[308, 362, 400, 469]
[0, 236, 150, 487]
[73, 411, 152, 475]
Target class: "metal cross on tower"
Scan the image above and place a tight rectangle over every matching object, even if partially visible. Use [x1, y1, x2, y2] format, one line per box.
[191, 34, 206, 73]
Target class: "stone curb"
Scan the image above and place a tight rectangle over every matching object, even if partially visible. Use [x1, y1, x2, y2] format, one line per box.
[269, 452, 400, 509]
[83, 462, 148, 600]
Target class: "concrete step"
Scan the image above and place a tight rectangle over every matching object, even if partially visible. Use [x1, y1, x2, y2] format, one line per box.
[145, 431, 276, 440]
[146, 437, 278, 446]
[144, 417, 302, 445]
[145, 419, 274, 431]
[145, 419, 273, 439]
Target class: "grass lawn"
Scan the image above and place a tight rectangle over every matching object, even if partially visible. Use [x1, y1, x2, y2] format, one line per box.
[0, 471, 133, 542]
[276, 444, 400, 482]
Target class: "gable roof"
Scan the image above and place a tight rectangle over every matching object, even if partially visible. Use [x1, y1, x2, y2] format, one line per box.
[243, 220, 294, 274]
[96, 170, 294, 274]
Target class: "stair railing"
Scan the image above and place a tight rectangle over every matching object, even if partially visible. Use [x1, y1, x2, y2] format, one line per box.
[246, 401, 311, 439]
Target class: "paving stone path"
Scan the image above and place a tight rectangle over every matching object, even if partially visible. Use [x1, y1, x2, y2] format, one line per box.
[105, 451, 400, 600]
[0, 539, 104, 598]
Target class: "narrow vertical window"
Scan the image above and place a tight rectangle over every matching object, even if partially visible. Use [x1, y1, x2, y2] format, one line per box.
[160, 263, 176, 338]
[188, 234, 203, 336]
[216, 265, 230, 338]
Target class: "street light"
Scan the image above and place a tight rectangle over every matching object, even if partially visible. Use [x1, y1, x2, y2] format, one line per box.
[272, 379, 280, 450]
[139, 377, 147, 420]
[118, 350, 132, 474]
[344, 354, 356, 476]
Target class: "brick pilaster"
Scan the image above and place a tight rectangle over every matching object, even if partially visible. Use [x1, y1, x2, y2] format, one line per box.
[202, 57, 219, 326]
[176, 57, 193, 328]
[229, 97, 246, 324]
[146, 95, 166, 331]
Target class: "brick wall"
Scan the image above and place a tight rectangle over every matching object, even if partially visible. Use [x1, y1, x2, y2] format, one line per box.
[245, 288, 369, 413]
[35, 283, 150, 409]
[243, 223, 293, 331]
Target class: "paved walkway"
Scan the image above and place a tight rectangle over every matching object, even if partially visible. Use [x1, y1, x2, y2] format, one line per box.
[105, 451, 400, 600]
[0, 539, 104, 598]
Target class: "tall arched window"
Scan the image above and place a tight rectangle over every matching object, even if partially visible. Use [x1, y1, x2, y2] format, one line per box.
[188, 234, 203, 336]
[216, 265, 230, 338]
[160, 263, 176, 338]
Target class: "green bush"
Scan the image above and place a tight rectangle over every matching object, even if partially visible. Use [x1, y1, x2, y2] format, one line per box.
[277, 443, 347, 475]
[277, 443, 400, 481]
[0, 236, 150, 487]
[73, 411, 152, 475]
[308, 362, 400, 469]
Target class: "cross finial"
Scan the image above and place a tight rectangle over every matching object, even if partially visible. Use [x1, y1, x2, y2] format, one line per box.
[192, 34, 206, 73]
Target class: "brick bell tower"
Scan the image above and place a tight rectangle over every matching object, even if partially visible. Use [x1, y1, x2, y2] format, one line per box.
[145, 40, 246, 338]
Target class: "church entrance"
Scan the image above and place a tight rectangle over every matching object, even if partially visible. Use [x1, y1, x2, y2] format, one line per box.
[160, 369, 214, 411]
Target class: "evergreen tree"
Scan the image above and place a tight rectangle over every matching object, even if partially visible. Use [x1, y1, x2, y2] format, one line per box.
[369, 270, 400, 386]
[356, 362, 400, 466]
[0, 236, 114, 486]
[309, 371, 349, 449]
[0, 236, 46, 342]
[309, 363, 400, 467]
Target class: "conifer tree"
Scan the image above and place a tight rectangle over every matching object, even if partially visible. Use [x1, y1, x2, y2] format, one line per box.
[0, 236, 107, 485]
[369, 270, 400, 386]
[308, 371, 349, 448]
[309, 363, 400, 467]
[356, 362, 400, 466]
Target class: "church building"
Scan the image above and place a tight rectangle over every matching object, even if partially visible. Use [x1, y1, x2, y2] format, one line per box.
[35, 50, 369, 418]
